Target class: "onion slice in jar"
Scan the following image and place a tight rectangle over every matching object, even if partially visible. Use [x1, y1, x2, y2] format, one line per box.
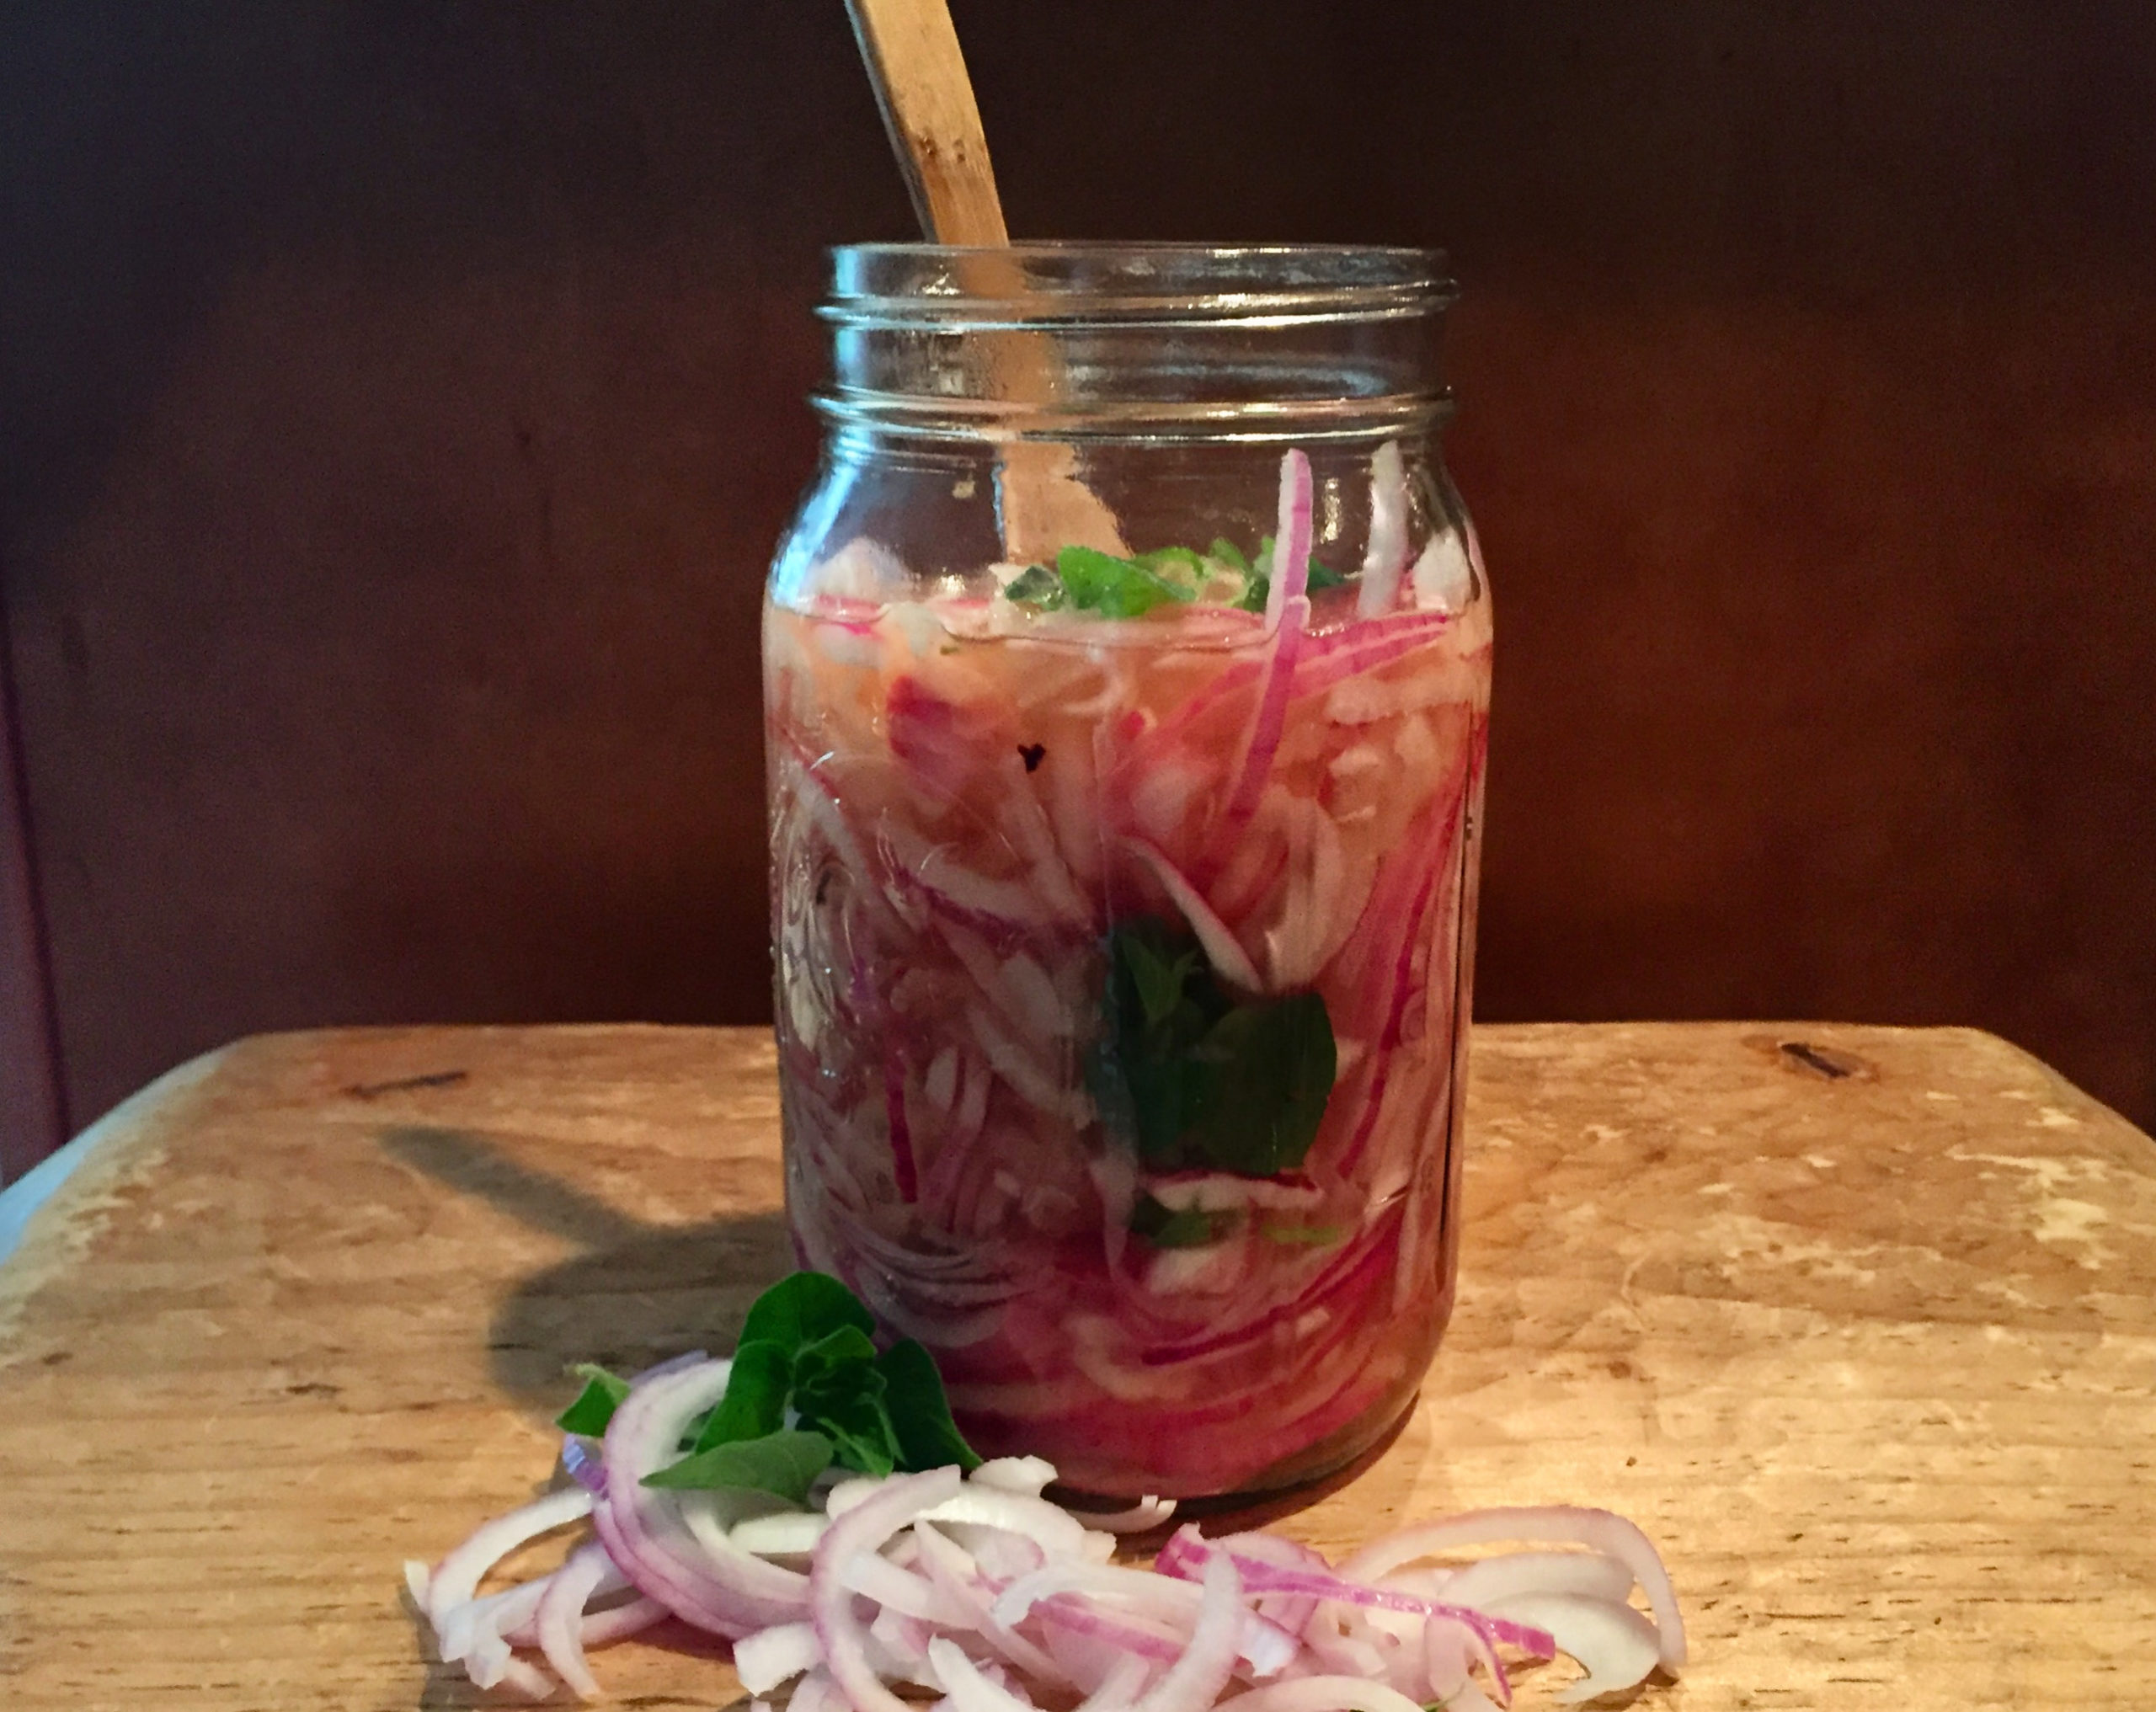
[1265, 449, 1315, 629]
[1123, 838, 1262, 993]
[1357, 442, 1410, 620]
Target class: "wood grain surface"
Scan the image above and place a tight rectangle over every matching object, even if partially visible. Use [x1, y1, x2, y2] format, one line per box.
[0, 1022, 2148, 1710]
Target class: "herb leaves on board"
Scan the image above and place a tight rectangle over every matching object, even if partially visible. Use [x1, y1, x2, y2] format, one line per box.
[555, 1272, 980, 1505]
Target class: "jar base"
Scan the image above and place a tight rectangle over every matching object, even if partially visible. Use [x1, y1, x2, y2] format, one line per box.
[1054, 1392, 1419, 1528]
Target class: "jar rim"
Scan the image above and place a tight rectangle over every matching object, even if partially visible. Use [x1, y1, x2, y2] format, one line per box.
[824, 242, 1455, 330]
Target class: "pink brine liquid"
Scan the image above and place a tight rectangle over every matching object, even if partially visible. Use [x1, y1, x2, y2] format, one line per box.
[765, 456, 1490, 1498]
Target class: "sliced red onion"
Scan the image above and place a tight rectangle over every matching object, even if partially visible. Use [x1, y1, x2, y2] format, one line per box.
[535, 1543, 615, 1700]
[1123, 837, 1262, 992]
[632, 1348, 715, 1385]
[474, 1650, 556, 1701]
[792, 1665, 847, 1712]
[597, 1360, 808, 1637]
[884, 1053, 920, 1203]
[872, 1605, 935, 1667]
[1337, 1507, 1685, 1672]
[930, 1635, 1045, 1712]
[1356, 442, 1410, 620]
[910, 1485, 1104, 1560]
[1075, 1495, 1177, 1533]
[995, 1559, 1293, 1681]
[1076, 1649, 1154, 1712]
[810, 1467, 965, 1712]
[443, 1575, 552, 1671]
[1436, 1550, 1632, 1611]
[1214, 1674, 1431, 1712]
[505, 1592, 666, 1651]
[971, 1457, 1058, 1498]
[425, 1486, 593, 1626]
[1128, 1549, 1245, 1712]
[560, 1433, 607, 1496]
[1480, 1593, 1660, 1704]
[841, 1549, 969, 1624]
[735, 1620, 825, 1694]
[1266, 450, 1315, 627]
[1033, 1592, 1189, 1664]
[1421, 1609, 1508, 1710]
[731, 1511, 830, 1557]
[1155, 1530, 1550, 1661]
[912, 1521, 1070, 1685]
[1213, 1531, 1327, 1635]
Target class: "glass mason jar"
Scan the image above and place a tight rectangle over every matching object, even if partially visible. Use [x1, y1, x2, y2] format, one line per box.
[764, 244, 1490, 1499]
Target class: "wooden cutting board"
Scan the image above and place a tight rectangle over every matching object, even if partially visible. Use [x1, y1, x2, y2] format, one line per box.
[0, 1022, 2150, 1710]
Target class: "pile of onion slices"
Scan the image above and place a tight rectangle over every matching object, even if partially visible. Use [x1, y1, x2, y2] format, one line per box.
[404, 1356, 1685, 1707]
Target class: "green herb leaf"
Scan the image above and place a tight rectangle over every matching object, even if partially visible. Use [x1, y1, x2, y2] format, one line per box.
[1129, 1192, 1240, 1249]
[1260, 1219, 1347, 1247]
[691, 1339, 793, 1453]
[648, 1272, 976, 1493]
[642, 1428, 835, 1503]
[1001, 563, 1065, 608]
[1208, 537, 1250, 574]
[805, 1388, 902, 1478]
[1055, 547, 1194, 618]
[555, 1363, 632, 1437]
[1121, 931, 1202, 1030]
[739, 1272, 877, 1352]
[1090, 916, 1337, 1179]
[1183, 992, 1337, 1177]
[1134, 546, 1207, 580]
[791, 1324, 881, 1385]
[876, 1339, 983, 1471]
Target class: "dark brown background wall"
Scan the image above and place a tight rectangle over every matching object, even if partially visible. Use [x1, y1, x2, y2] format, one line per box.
[2, 0, 2151, 1171]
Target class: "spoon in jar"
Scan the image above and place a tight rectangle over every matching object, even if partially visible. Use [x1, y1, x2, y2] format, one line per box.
[843, 0, 1129, 561]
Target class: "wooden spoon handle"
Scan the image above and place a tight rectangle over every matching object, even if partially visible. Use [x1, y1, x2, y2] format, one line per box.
[845, 0, 1009, 245]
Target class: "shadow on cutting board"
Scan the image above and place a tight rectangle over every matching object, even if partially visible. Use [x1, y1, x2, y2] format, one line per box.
[379, 1123, 794, 1420]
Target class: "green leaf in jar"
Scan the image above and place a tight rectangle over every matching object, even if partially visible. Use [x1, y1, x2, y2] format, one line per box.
[1129, 1192, 1241, 1249]
[1001, 563, 1065, 608]
[1054, 546, 1195, 617]
[1091, 917, 1338, 1181]
[1184, 992, 1337, 1178]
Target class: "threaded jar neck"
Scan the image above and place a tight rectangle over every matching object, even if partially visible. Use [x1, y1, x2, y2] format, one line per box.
[818, 243, 1456, 445]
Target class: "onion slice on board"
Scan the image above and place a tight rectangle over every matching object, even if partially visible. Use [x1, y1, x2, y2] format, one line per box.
[1337, 1507, 1686, 1672]
[811, 1466, 966, 1712]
